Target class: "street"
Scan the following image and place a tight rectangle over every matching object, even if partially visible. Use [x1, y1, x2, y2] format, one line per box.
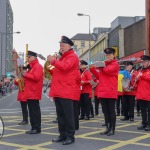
[0, 90, 150, 150]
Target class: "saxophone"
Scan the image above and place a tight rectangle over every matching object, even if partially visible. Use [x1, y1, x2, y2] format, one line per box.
[16, 66, 26, 92]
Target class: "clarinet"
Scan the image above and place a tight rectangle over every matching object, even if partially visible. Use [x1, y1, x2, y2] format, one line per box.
[130, 67, 143, 91]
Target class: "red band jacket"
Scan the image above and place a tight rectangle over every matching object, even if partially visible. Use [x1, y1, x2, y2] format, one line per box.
[24, 59, 43, 100]
[90, 59, 119, 99]
[49, 50, 81, 101]
[136, 67, 150, 101]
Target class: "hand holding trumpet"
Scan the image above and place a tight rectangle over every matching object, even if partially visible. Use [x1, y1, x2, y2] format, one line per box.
[47, 55, 56, 63]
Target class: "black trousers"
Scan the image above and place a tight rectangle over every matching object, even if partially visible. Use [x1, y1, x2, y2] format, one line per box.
[73, 100, 79, 130]
[122, 95, 135, 118]
[116, 95, 123, 115]
[136, 101, 141, 113]
[20, 101, 28, 122]
[80, 93, 90, 118]
[27, 100, 41, 131]
[100, 98, 116, 126]
[89, 98, 94, 115]
[55, 97, 75, 138]
[139, 100, 150, 126]
[94, 96, 100, 115]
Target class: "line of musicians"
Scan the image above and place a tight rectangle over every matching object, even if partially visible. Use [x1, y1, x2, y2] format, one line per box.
[14, 36, 150, 146]
[118, 55, 150, 131]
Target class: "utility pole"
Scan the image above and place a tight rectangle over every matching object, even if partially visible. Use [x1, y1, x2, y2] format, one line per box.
[146, 0, 150, 56]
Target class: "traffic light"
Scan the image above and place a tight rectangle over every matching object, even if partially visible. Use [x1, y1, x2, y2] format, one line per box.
[6, 72, 11, 78]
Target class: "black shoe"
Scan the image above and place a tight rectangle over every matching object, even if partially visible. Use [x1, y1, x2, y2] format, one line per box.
[107, 128, 115, 136]
[25, 129, 41, 134]
[100, 129, 110, 135]
[84, 116, 90, 120]
[120, 117, 129, 121]
[145, 126, 150, 131]
[62, 137, 75, 145]
[137, 124, 147, 130]
[100, 123, 111, 135]
[102, 123, 106, 126]
[130, 118, 134, 121]
[89, 114, 94, 118]
[52, 136, 66, 142]
[52, 119, 58, 123]
[95, 113, 98, 116]
[18, 121, 28, 125]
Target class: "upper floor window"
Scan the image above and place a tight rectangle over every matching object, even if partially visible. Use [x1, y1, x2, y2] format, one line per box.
[81, 41, 85, 48]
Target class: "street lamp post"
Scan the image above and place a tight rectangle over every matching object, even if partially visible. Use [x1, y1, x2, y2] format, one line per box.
[0, 31, 20, 79]
[77, 13, 91, 63]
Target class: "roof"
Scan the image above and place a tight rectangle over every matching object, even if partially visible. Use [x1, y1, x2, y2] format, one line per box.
[71, 33, 95, 41]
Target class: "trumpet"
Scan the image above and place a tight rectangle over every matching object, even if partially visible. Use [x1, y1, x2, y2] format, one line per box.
[37, 53, 58, 80]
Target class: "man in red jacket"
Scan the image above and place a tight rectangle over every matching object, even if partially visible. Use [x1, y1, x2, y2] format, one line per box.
[23, 50, 43, 134]
[47, 36, 80, 145]
[90, 48, 119, 136]
[136, 55, 150, 131]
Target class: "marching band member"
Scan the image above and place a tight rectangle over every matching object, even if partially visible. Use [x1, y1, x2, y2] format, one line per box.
[90, 48, 119, 136]
[47, 49, 81, 130]
[79, 60, 93, 120]
[14, 66, 28, 125]
[136, 55, 150, 131]
[47, 36, 80, 145]
[23, 50, 43, 134]
[120, 62, 137, 121]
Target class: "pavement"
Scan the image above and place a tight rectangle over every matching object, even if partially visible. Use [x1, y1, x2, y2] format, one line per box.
[0, 90, 150, 150]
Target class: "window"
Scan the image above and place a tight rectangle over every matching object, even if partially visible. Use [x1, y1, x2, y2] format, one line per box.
[81, 41, 85, 48]
[73, 45, 77, 51]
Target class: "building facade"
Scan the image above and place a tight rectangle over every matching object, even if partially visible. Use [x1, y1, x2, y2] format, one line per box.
[90, 33, 108, 62]
[124, 19, 145, 56]
[71, 33, 95, 62]
[0, 0, 13, 79]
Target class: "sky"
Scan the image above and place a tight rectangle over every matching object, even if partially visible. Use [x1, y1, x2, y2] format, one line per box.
[9, 0, 145, 65]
